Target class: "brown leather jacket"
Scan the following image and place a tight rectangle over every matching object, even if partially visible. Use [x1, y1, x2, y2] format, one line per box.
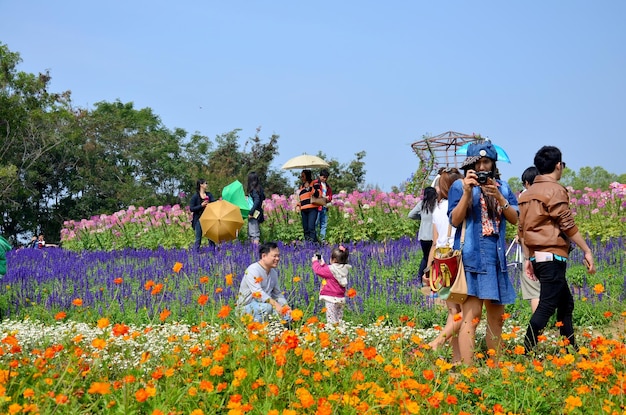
[518, 175, 578, 258]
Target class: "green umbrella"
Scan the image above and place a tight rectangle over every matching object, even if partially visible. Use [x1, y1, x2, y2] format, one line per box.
[0, 235, 12, 276]
[222, 180, 250, 218]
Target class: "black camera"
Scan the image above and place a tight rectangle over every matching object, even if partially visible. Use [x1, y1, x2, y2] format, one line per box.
[476, 171, 493, 185]
[315, 253, 321, 260]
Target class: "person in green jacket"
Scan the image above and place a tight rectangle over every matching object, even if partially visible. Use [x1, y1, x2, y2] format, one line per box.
[0, 235, 11, 277]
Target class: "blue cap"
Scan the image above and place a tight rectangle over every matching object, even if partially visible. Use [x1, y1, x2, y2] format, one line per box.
[461, 142, 498, 168]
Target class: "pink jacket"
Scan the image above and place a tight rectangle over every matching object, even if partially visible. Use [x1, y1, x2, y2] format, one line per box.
[312, 260, 350, 298]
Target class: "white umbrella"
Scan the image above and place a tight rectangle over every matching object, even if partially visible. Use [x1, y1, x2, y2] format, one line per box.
[281, 154, 329, 170]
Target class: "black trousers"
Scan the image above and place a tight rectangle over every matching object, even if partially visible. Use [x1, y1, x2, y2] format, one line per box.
[418, 240, 433, 279]
[524, 260, 576, 352]
[301, 208, 318, 242]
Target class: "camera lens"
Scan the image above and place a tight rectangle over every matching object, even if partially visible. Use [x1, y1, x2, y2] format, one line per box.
[477, 172, 489, 184]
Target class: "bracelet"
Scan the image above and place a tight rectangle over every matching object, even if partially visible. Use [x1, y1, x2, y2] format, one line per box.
[502, 202, 510, 210]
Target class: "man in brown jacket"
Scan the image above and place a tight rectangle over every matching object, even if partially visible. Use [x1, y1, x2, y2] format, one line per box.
[518, 146, 595, 353]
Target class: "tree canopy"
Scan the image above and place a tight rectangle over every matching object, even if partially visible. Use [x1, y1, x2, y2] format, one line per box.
[0, 43, 368, 244]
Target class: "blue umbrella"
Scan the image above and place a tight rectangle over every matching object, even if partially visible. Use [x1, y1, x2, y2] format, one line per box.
[455, 142, 511, 163]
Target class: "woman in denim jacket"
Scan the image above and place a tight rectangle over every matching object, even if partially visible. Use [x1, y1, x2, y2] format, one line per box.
[448, 141, 519, 365]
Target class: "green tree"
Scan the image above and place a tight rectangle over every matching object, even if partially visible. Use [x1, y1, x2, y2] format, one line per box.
[560, 166, 618, 191]
[304, 151, 367, 193]
[0, 43, 76, 243]
[198, 128, 291, 198]
[67, 100, 188, 218]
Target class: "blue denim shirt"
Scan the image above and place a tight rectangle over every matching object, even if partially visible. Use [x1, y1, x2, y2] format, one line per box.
[447, 179, 519, 274]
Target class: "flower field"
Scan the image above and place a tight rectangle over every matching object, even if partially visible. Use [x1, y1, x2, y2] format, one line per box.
[59, 184, 625, 251]
[1, 235, 626, 413]
[1, 184, 625, 413]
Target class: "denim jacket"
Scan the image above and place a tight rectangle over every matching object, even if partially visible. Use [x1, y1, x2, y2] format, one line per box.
[447, 179, 518, 274]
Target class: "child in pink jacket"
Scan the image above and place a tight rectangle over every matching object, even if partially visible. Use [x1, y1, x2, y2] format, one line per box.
[312, 245, 351, 324]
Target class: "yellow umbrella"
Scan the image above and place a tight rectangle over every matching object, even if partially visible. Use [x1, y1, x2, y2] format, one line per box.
[281, 154, 329, 170]
[199, 200, 244, 244]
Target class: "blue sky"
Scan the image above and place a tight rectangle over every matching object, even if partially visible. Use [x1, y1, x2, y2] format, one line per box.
[2, 1, 625, 191]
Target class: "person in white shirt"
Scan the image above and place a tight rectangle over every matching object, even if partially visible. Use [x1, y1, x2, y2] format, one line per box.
[237, 242, 292, 324]
[425, 168, 464, 361]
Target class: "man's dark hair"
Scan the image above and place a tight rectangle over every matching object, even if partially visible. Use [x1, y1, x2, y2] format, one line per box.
[533, 146, 562, 175]
[259, 241, 278, 256]
[521, 166, 540, 186]
[319, 168, 330, 178]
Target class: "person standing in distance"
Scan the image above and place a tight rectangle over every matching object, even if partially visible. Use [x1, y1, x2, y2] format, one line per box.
[408, 186, 437, 287]
[189, 179, 216, 251]
[518, 166, 541, 314]
[247, 171, 265, 245]
[518, 146, 595, 354]
[312, 169, 333, 242]
[295, 169, 322, 243]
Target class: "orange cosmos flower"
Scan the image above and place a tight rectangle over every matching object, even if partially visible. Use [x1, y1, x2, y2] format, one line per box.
[199, 380, 214, 392]
[55, 394, 69, 404]
[198, 294, 209, 306]
[159, 309, 171, 322]
[144, 280, 155, 290]
[422, 369, 435, 380]
[346, 288, 357, 298]
[92, 338, 107, 350]
[54, 312, 67, 320]
[233, 368, 247, 381]
[564, 395, 582, 410]
[217, 305, 231, 319]
[172, 262, 183, 273]
[363, 347, 377, 360]
[151, 283, 164, 295]
[268, 384, 279, 396]
[135, 389, 149, 403]
[88, 382, 111, 395]
[252, 291, 262, 299]
[112, 323, 130, 337]
[293, 276, 301, 282]
[453, 313, 462, 322]
[113, 277, 123, 285]
[593, 283, 604, 295]
[97, 318, 110, 329]
[254, 276, 264, 284]
[215, 287, 223, 294]
[555, 321, 564, 328]
[283, 333, 300, 351]
[604, 311, 613, 318]
[225, 273, 233, 286]
[199, 276, 209, 284]
[291, 309, 303, 321]
[72, 298, 83, 307]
